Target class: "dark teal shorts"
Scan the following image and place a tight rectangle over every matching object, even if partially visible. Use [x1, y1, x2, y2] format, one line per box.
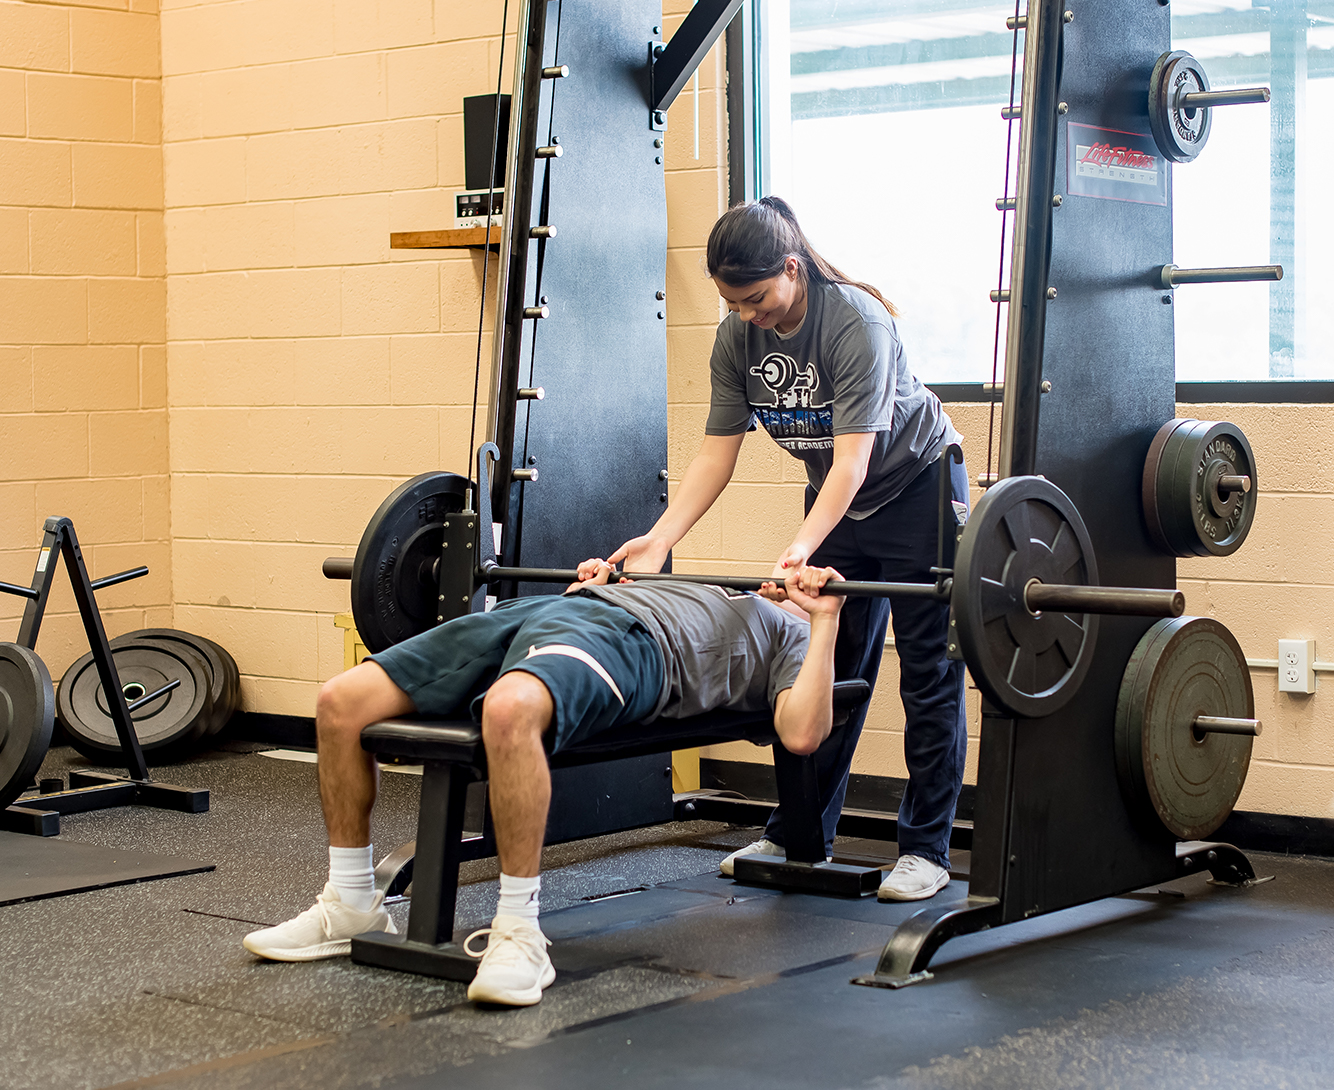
[369, 594, 664, 753]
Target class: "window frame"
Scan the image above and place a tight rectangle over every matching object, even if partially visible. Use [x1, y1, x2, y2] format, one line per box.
[724, 1, 1333, 404]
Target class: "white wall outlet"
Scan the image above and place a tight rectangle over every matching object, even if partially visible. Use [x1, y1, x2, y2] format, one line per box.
[1278, 639, 1316, 694]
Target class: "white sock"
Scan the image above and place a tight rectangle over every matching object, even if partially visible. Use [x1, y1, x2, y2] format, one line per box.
[328, 845, 376, 912]
[497, 872, 541, 924]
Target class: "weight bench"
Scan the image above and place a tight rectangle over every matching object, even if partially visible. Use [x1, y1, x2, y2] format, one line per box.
[351, 678, 873, 980]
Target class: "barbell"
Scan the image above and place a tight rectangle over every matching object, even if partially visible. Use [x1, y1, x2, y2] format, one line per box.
[325, 446, 1187, 720]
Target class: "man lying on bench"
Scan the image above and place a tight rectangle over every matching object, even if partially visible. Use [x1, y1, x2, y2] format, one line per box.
[243, 558, 844, 1006]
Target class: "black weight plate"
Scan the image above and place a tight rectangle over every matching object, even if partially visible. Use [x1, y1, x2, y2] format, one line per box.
[1148, 49, 1212, 163]
[113, 629, 240, 735]
[1115, 616, 1253, 839]
[0, 643, 55, 810]
[56, 642, 213, 759]
[351, 471, 471, 653]
[1142, 418, 1195, 554]
[953, 475, 1099, 719]
[1149, 418, 1209, 557]
[1175, 421, 1257, 557]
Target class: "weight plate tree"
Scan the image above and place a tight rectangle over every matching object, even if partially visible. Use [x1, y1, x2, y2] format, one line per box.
[1115, 616, 1255, 839]
[0, 643, 55, 810]
[113, 629, 241, 736]
[351, 471, 471, 654]
[1143, 418, 1257, 557]
[952, 475, 1099, 719]
[57, 641, 214, 758]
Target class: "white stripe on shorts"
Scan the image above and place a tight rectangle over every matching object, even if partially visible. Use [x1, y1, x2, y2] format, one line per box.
[525, 644, 626, 706]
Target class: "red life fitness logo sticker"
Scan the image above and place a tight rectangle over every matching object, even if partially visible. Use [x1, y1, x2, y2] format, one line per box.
[1067, 123, 1168, 206]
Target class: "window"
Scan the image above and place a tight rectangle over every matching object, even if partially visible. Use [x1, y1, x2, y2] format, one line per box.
[737, 0, 1333, 393]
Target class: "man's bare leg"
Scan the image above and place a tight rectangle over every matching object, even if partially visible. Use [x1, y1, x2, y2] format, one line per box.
[315, 661, 415, 847]
[242, 660, 413, 962]
[479, 670, 555, 877]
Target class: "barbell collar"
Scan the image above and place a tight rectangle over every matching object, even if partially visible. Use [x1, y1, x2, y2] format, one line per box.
[1024, 582, 1185, 618]
[1159, 264, 1283, 288]
[323, 557, 354, 580]
[1193, 715, 1262, 737]
[1179, 87, 1270, 109]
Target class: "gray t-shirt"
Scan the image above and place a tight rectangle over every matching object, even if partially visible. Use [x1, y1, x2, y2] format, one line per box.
[572, 582, 808, 721]
[705, 281, 959, 515]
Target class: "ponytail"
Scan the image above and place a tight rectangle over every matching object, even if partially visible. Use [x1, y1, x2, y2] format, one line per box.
[705, 196, 898, 317]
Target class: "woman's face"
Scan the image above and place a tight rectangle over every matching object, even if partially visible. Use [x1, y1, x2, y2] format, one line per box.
[713, 256, 804, 331]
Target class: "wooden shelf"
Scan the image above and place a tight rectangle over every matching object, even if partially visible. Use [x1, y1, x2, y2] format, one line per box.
[390, 227, 500, 250]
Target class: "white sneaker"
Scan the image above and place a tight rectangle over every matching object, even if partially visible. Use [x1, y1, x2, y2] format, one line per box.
[242, 883, 397, 961]
[878, 855, 951, 902]
[465, 915, 555, 1006]
[719, 837, 784, 876]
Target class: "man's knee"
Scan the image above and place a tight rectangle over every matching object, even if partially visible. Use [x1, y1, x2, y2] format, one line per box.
[316, 662, 405, 743]
[481, 672, 554, 747]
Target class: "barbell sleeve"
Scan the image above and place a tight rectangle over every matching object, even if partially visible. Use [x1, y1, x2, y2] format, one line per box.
[1024, 583, 1185, 617]
[1218, 475, 1251, 494]
[1179, 87, 1270, 109]
[1159, 264, 1283, 288]
[323, 557, 354, 579]
[1193, 715, 1262, 737]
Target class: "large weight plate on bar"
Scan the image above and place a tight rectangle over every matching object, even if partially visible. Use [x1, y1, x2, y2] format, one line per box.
[953, 475, 1099, 719]
[351, 471, 472, 654]
[113, 629, 240, 736]
[1142, 418, 1257, 557]
[1115, 616, 1253, 839]
[0, 643, 55, 810]
[1148, 49, 1212, 163]
[56, 641, 213, 759]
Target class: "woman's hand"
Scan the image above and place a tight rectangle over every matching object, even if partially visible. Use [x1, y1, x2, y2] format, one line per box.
[608, 535, 670, 574]
[760, 543, 811, 602]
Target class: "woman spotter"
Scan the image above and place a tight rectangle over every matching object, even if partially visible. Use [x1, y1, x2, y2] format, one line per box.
[610, 196, 970, 902]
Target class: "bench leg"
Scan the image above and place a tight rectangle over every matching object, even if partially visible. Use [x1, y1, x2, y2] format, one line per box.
[351, 760, 480, 981]
[733, 747, 882, 897]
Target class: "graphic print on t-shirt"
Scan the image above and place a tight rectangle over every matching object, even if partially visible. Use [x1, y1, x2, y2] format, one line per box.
[748, 351, 834, 452]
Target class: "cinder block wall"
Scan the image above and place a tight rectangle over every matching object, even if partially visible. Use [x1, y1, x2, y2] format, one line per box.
[0, 0, 171, 679]
[3, 0, 1327, 818]
[159, 0, 498, 715]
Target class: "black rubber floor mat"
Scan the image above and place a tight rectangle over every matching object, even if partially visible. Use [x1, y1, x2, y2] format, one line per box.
[0, 831, 213, 906]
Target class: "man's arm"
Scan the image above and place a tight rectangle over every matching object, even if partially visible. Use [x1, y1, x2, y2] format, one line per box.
[771, 567, 844, 756]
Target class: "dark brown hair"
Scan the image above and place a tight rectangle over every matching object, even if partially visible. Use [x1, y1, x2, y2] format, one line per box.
[705, 196, 897, 317]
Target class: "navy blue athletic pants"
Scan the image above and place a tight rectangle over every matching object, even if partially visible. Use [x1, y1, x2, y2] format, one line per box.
[763, 453, 969, 868]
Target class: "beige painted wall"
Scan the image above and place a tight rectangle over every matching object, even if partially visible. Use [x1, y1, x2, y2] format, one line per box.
[0, 0, 171, 677]
[2, 0, 1329, 819]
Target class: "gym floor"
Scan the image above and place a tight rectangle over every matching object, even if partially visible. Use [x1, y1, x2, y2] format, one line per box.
[3, 743, 1332, 1090]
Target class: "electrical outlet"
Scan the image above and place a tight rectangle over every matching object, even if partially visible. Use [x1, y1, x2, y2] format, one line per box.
[1278, 639, 1316, 694]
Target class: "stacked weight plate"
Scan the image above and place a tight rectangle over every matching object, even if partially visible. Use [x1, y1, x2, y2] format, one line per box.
[1143, 418, 1257, 557]
[56, 630, 240, 761]
[0, 644, 55, 809]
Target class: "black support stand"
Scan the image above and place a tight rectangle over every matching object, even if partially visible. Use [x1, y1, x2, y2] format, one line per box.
[0, 517, 209, 836]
